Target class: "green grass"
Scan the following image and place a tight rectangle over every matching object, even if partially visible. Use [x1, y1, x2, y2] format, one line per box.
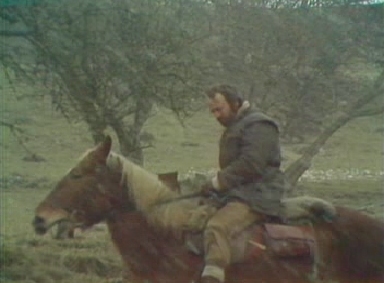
[310, 115, 383, 172]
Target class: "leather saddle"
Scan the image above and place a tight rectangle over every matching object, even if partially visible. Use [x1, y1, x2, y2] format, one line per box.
[157, 172, 315, 263]
[184, 223, 315, 263]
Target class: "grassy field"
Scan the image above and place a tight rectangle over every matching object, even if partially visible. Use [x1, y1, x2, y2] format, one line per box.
[1, 82, 383, 282]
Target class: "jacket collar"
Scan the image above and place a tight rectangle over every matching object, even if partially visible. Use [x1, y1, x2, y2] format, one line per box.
[236, 100, 251, 119]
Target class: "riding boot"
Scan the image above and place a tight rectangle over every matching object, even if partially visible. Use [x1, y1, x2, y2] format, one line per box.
[201, 265, 225, 283]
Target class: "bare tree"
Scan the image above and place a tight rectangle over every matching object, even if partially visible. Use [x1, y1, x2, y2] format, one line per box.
[1, 0, 213, 165]
[2, 0, 382, 179]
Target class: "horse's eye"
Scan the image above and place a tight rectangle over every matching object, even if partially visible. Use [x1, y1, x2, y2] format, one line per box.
[70, 170, 82, 179]
[71, 174, 82, 179]
[95, 165, 106, 174]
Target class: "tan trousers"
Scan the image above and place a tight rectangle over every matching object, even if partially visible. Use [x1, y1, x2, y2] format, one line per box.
[204, 201, 264, 268]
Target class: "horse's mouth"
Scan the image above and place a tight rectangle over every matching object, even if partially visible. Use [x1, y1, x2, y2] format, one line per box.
[32, 215, 70, 235]
[34, 224, 48, 235]
[33, 216, 49, 235]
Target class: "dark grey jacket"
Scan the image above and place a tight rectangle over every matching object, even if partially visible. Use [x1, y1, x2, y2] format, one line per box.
[216, 106, 286, 216]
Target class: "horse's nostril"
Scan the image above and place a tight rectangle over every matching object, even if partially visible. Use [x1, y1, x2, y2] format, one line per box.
[33, 216, 45, 225]
[33, 216, 48, 235]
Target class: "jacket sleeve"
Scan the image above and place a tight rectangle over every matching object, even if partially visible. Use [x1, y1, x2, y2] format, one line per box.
[217, 121, 279, 190]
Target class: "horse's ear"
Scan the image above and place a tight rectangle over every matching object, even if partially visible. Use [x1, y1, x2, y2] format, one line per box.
[95, 135, 112, 163]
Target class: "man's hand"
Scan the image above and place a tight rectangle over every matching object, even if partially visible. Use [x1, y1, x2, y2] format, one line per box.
[200, 180, 216, 196]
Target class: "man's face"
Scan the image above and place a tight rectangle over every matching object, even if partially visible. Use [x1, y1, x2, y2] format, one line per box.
[208, 93, 237, 127]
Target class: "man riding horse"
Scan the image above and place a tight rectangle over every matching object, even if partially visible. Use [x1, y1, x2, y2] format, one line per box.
[199, 84, 287, 283]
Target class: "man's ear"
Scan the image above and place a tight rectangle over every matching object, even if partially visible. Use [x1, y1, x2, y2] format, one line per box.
[231, 101, 241, 112]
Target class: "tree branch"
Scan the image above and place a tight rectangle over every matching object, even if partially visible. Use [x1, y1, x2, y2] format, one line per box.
[0, 30, 34, 37]
[354, 105, 384, 118]
[0, 121, 24, 133]
[284, 70, 384, 187]
[0, 120, 35, 156]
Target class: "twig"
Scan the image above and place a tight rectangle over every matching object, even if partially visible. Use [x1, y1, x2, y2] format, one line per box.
[0, 120, 34, 156]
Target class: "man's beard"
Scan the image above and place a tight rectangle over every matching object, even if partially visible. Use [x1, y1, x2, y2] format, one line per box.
[217, 112, 237, 127]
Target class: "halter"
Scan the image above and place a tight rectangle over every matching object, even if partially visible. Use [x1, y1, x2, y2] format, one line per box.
[46, 180, 136, 231]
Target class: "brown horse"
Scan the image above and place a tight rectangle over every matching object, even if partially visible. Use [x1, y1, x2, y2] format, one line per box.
[33, 136, 384, 283]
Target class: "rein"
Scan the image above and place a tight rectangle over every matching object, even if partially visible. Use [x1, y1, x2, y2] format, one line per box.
[156, 192, 203, 205]
[101, 183, 136, 220]
[155, 191, 226, 206]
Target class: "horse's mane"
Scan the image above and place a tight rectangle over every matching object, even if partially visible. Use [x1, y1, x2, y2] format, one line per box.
[105, 152, 213, 232]
[107, 152, 178, 210]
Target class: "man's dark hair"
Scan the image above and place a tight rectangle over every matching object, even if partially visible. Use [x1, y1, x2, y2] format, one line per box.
[205, 84, 243, 107]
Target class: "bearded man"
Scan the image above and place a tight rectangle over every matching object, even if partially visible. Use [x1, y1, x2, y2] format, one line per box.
[200, 84, 286, 283]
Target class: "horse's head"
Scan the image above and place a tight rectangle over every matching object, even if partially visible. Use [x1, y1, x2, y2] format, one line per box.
[33, 136, 134, 235]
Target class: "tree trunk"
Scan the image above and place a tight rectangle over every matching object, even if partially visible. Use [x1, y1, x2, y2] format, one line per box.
[85, 115, 106, 144]
[284, 71, 384, 187]
[284, 112, 351, 187]
[107, 98, 153, 166]
[117, 129, 144, 166]
[64, 79, 107, 145]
